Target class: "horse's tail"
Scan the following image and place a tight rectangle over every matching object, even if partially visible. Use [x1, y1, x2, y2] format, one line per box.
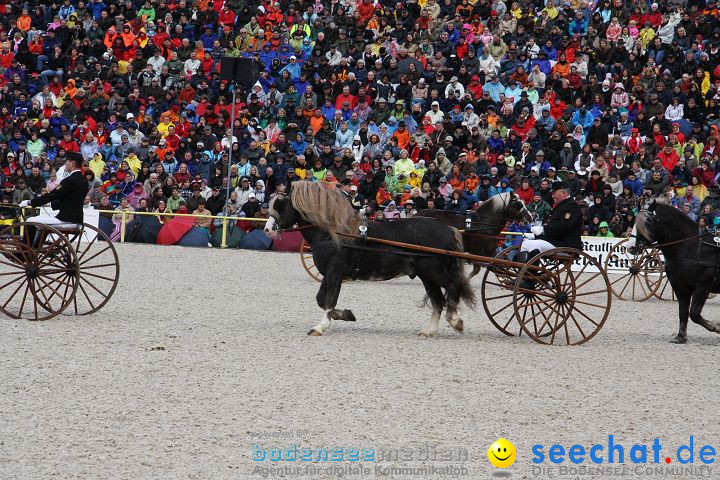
[449, 227, 476, 309]
[450, 226, 464, 251]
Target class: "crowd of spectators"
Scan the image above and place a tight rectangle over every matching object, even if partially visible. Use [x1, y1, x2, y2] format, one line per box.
[0, 0, 719, 240]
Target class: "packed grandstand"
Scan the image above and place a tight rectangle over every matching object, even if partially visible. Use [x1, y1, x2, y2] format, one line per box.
[0, 0, 719, 241]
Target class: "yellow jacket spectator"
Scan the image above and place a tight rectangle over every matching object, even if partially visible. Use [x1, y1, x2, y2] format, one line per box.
[89, 153, 105, 179]
[124, 152, 142, 176]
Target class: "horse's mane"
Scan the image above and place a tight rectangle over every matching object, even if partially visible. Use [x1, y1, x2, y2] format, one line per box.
[637, 203, 697, 242]
[291, 182, 362, 244]
[479, 192, 515, 214]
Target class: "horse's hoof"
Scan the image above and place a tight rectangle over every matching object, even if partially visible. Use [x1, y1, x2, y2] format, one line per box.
[343, 309, 356, 322]
[670, 335, 687, 344]
[417, 331, 433, 339]
[307, 329, 323, 336]
[451, 320, 464, 333]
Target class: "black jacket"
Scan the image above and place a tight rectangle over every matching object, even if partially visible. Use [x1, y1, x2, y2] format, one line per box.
[30, 170, 89, 224]
[539, 196, 583, 250]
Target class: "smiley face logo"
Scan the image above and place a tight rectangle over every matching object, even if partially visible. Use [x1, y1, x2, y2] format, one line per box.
[488, 438, 516, 468]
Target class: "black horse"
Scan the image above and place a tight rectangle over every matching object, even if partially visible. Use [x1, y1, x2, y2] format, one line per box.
[628, 201, 720, 343]
[264, 182, 475, 337]
[416, 192, 533, 277]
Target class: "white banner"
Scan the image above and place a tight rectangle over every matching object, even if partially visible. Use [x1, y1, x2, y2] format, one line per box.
[573, 236, 664, 274]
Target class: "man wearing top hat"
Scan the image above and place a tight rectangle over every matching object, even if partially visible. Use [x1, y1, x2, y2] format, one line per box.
[18, 152, 88, 227]
[518, 180, 583, 260]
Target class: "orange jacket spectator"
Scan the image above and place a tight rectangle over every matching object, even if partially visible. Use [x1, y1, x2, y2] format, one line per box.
[309, 113, 324, 132]
[464, 173, 480, 192]
[178, 85, 196, 104]
[17, 13, 32, 32]
[161, 108, 180, 124]
[120, 25, 136, 47]
[104, 26, 118, 49]
[551, 62, 570, 78]
[376, 186, 393, 206]
[29, 38, 43, 55]
[265, 6, 284, 26]
[392, 127, 410, 150]
[156, 145, 174, 160]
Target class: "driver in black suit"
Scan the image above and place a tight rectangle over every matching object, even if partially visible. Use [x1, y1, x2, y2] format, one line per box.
[19, 153, 89, 226]
[518, 180, 583, 259]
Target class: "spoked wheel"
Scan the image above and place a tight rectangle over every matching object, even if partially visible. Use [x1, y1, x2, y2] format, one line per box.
[62, 223, 119, 315]
[481, 245, 527, 336]
[0, 223, 79, 321]
[653, 276, 675, 301]
[514, 248, 612, 345]
[604, 239, 663, 302]
[300, 238, 322, 282]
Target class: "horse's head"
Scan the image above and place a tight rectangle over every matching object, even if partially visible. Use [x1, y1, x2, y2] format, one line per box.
[626, 201, 657, 252]
[263, 192, 300, 237]
[508, 192, 535, 223]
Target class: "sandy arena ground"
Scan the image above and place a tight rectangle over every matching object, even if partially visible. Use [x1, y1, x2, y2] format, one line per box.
[1, 242, 720, 480]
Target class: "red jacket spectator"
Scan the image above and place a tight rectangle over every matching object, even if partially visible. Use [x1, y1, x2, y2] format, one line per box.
[357, 0, 375, 23]
[642, 10, 662, 28]
[59, 138, 80, 153]
[335, 92, 357, 110]
[657, 147, 679, 171]
[694, 164, 716, 188]
[626, 129, 642, 154]
[218, 7, 235, 27]
[514, 184, 534, 205]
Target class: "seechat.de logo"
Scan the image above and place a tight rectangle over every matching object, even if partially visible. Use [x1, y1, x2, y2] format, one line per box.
[532, 436, 716, 466]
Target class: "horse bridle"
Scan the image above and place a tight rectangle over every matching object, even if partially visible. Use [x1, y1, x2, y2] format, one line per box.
[267, 192, 287, 231]
[267, 192, 316, 234]
[631, 208, 704, 252]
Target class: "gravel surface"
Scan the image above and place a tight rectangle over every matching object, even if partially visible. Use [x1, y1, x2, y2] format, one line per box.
[1, 243, 719, 480]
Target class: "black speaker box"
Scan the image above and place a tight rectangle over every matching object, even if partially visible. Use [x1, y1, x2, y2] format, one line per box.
[219, 57, 259, 86]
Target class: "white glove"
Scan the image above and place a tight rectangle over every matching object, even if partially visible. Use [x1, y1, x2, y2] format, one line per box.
[531, 225, 544, 236]
[523, 233, 535, 240]
[18, 200, 30, 208]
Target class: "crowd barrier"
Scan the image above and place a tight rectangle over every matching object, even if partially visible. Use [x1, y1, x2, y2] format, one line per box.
[94, 209, 271, 248]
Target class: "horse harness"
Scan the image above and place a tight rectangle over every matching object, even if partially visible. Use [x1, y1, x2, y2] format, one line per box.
[640, 231, 720, 274]
[310, 234, 445, 280]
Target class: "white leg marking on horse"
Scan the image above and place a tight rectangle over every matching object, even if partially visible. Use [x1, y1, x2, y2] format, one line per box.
[447, 309, 464, 333]
[418, 309, 441, 338]
[310, 310, 332, 336]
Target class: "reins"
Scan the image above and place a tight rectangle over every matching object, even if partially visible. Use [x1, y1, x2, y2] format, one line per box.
[643, 234, 702, 250]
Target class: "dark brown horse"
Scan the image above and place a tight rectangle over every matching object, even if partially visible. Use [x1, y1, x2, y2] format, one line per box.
[416, 192, 533, 277]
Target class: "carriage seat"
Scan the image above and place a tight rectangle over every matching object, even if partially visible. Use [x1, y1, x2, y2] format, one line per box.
[25, 220, 84, 233]
[547, 249, 580, 261]
[52, 224, 84, 232]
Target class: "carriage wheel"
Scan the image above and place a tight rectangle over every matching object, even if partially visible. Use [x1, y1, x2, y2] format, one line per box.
[481, 245, 525, 336]
[653, 276, 676, 301]
[0, 223, 79, 321]
[513, 248, 612, 345]
[61, 223, 120, 315]
[604, 239, 663, 302]
[300, 238, 323, 282]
